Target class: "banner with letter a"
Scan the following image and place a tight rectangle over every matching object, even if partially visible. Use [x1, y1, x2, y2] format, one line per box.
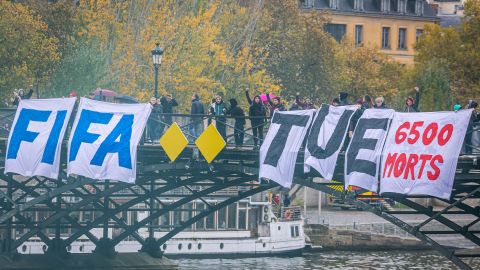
[259, 110, 314, 188]
[345, 108, 395, 192]
[5, 98, 76, 179]
[67, 98, 151, 183]
[304, 104, 357, 180]
[380, 110, 472, 199]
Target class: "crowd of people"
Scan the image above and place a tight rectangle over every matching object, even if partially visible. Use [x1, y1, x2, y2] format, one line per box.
[140, 86, 479, 153]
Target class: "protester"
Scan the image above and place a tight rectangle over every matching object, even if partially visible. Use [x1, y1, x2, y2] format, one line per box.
[12, 87, 34, 106]
[147, 97, 163, 143]
[465, 100, 479, 154]
[404, 86, 420, 112]
[210, 95, 228, 139]
[227, 98, 246, 148]
[88, 92, 96, 99]
[160, 94, 178, 126]
[374, 97, 388, 109]
[283, 193, 291, 207]
[339, 92, 349, 106]
[156, 98, 165, 135]
[246, 90, 267, 148]
[190, 93, 205, 139]
[331, 98, 340, 107]
[454, 104, 462, 111]
[295, 92, 316, 110]
[361, 95, 373, 112]
[266, 93, 285, 116]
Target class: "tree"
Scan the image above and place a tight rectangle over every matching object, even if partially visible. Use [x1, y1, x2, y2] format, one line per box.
[0, 1, 59, 103]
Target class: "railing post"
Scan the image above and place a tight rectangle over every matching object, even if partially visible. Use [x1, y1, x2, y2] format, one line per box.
[5, 177, 13, 253]
[103, 180, 109, 240]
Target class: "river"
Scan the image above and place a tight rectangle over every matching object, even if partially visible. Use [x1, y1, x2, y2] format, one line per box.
[176, 251, 480, 269]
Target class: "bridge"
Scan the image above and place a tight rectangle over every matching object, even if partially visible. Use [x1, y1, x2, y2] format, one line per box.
[0, 109, 479, 269]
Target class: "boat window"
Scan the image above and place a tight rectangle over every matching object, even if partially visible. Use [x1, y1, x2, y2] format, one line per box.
[195, 203, 205, 230]
[163, 244, 167, 250]
[218, 207, 227, 230]
[220, 243, 224, 250]
[198, 243, 202, 250]
[227, 204, 237, 229]
[263, 243, 266, 248]
[22, 245, 26, 252]
[291, 226, 295, 237]
[178, 243, 182, 250]
[238, 208, 247, 230]
[278, 226, 281, 231]
[295, 226, 300, 237]
[206, 207, 215, 230]
[188, 243, 192, 250]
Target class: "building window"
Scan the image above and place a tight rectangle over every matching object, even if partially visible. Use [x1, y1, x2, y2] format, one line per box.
[382, 27, 390, 49]
[398, 28, 407, 49]
[416, 29, 423, 42]
[355, 25, 363, 46]
[325, 23, 347, 42]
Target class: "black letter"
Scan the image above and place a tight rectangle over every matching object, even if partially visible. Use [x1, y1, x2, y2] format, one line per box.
[307, 105, 354, 159]
[346, 118, 390, 177]
[264, 113, 310, 166]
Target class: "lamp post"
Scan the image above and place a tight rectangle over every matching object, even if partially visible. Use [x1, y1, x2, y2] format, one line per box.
[151, 43, 163, 98]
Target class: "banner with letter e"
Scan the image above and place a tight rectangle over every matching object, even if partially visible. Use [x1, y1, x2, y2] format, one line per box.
[259, 110, 314, 188]
[5, 98, 76, 179]
[67, 98, 151, 183]
[380, 110, 472, 199]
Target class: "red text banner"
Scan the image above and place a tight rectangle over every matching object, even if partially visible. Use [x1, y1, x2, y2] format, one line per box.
[380, 110, 472, 199]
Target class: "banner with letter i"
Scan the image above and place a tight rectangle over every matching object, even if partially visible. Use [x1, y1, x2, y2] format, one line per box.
[5, 98, 76, 179]
[380, 110, 472, 199]
[67, 98, 151, 183]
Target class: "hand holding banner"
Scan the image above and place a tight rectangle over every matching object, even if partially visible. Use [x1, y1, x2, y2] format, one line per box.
[380, 110, 472, 199]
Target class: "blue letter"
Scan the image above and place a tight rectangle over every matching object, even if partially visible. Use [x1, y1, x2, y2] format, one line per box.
[7, 109, 51, 159]
[69, 110, 113, 162]
[90, 114, 133, 169]
[41, 110, 67, 164]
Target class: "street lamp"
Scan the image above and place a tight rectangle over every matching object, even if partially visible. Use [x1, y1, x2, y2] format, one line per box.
[151, 43, 163, 98]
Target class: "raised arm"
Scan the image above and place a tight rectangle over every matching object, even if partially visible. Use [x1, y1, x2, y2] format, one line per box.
[245, 90, 252, 105]
[171, 98, 178, 107]
[266, 93, 273, 106]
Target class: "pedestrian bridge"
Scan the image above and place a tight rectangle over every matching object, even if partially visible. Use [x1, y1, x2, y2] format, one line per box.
[0, 109, 479, 270]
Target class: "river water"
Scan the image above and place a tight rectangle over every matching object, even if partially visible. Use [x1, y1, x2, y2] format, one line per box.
[176, 251, 480, 270]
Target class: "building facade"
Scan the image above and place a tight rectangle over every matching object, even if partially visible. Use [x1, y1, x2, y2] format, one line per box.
[300, 0, 439, 65]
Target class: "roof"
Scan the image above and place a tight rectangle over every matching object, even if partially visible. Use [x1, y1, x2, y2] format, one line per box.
[438, 15, 462, 27]
[303, 0, 438, 20]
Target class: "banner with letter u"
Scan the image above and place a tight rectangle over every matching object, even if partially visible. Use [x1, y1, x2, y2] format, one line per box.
[67, 98, 151, 183]
[5, 98, 76, 178]
[380, 110, 472, 199]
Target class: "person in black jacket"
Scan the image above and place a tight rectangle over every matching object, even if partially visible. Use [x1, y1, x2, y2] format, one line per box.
[12, 87, 34, 106]
[190, 93, 205, 140]
[374, 97, 389, 109]
[147, 97, 163, 143]
[404, 87, 420, 112]
[246, 90, 266, 148]
[160, 94, 178, 126]
[465, 100, 479, 154]
[228, 98, 246, 148]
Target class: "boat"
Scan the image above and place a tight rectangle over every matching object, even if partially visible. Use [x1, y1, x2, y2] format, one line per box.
[17, 198, 305, 258]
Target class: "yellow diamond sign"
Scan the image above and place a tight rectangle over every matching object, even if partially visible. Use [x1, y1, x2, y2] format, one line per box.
[195, 124, 226, 163]
[160, 122, 188, 162]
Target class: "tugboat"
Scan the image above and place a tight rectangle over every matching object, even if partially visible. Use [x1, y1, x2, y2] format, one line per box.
[18, 199, 305, 258]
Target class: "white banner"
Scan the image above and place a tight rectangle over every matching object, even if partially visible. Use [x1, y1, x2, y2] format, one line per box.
[259, 110, 314, 188]
[67, 98, 151, 183]
[304, 104, 357, 180]
[5, 98, 76, 178]
[380, 110, 472, 199]
[345, 108, 395, 192]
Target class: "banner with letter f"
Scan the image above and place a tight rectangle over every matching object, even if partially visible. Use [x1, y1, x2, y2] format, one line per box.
[5, 98, 76, 179]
